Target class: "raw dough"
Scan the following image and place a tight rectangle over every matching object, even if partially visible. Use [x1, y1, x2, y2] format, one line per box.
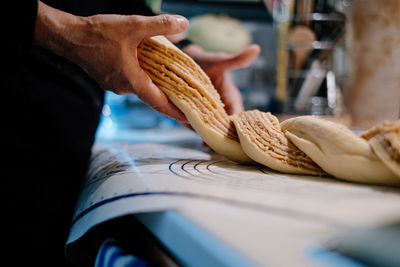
[361, 120, 400, 178]
[137, 36, 252, 163]
[281, 116, 400, 185]
[187, 14, 252, 54]
[232, 110, 324, 175]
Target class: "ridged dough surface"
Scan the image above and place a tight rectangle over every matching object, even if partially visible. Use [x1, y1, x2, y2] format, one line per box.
[137, 36, 252, 163]
[232, 110, 324, 175]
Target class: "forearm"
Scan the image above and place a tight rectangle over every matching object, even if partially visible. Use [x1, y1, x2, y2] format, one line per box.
[33, 1, 89, 62]
[30, 1, 190, 122]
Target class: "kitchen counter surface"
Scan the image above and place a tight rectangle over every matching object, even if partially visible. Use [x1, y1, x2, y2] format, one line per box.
[68, 126, 400, 266]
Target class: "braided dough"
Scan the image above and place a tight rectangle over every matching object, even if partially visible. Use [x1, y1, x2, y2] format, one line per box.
[232, 110, 324, 175]
[137, 36, 400, 186]
[361, 120, 400, 178]
[137, 36, 252, 163]
[281, 116, 400, 186]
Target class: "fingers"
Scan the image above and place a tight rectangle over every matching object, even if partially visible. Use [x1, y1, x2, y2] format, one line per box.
[219, 74, 244, 115]
[130, 14, 188, 122]
[130, 66, 188, 123]
[216, 44, 261, 71]
[140, 14, 189, 39]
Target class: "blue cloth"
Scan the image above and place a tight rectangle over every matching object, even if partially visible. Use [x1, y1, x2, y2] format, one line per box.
[95, 239, 151, 267]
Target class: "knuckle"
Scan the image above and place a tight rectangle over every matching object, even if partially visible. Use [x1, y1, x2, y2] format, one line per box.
[159, 14, 174, 28]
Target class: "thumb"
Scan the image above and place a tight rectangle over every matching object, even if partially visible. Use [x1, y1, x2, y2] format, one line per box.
[141, 14, 189, 39]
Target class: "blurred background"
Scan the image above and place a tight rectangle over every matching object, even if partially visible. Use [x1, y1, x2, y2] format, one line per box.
[98, 0, 351, 140]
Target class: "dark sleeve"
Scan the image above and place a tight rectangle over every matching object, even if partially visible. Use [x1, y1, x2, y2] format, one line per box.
[105, 0, 156, 16]
[4, 0, 38, 46]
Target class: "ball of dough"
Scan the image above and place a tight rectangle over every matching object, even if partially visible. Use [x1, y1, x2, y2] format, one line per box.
[187, 14, 252, 54]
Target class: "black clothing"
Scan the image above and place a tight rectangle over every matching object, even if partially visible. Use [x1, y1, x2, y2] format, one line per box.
[3, 45, 104, 266]
[2, 1, 193, 265]
[1, 0, 153, 265]
[42, 0, 154, 17]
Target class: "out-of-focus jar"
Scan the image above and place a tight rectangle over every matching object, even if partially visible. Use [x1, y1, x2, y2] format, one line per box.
[345, 0, 400, 128]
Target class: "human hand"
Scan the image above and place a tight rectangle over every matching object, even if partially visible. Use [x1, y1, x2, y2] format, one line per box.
[34, 1, 189, 123]
[183, 44, 261, 115]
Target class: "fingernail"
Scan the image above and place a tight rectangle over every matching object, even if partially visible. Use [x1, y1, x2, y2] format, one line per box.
[171, 15, 188, 23]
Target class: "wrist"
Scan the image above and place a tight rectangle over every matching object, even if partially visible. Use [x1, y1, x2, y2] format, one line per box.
[33, 1, 88, 62]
